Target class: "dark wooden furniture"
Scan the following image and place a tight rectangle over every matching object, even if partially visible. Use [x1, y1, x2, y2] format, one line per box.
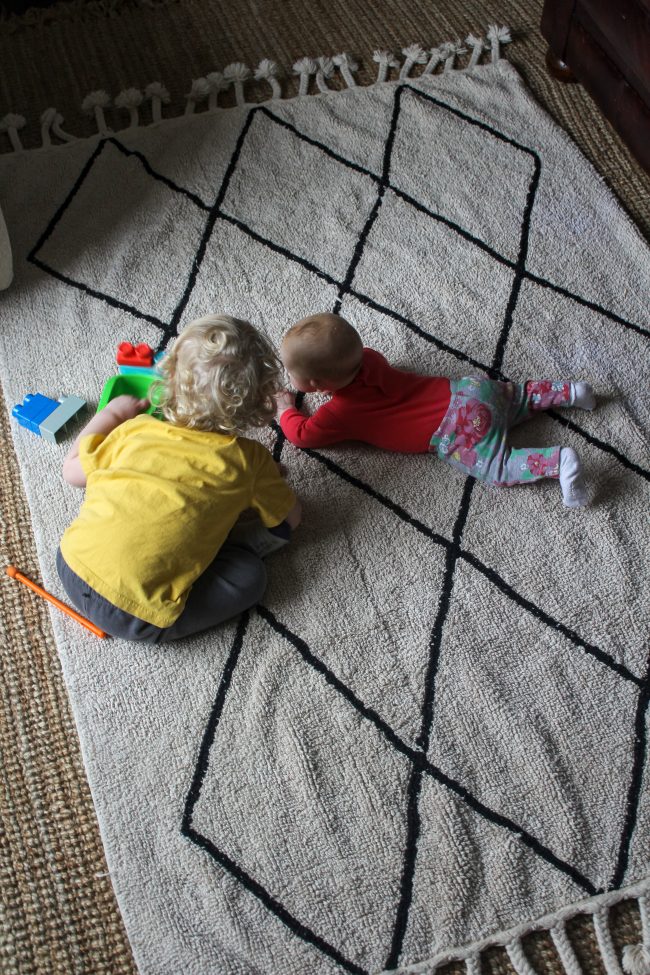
[541, 0, 650, 171]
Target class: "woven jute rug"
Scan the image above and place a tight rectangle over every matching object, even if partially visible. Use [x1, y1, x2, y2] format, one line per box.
[3, 1, 644, 972]
[2, 34, 650, 975]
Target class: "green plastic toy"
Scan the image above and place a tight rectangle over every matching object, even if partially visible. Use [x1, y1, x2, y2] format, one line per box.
[96, 373, 162, 416]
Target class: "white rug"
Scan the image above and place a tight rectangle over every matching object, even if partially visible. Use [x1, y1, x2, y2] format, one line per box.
[1, 35, 649, 975]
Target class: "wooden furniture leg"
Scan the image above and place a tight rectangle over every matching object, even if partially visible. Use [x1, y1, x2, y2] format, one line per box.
[545, 46, 577, 83]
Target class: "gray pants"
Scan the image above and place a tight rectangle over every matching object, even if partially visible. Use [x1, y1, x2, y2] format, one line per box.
[56, 544, 267, 644]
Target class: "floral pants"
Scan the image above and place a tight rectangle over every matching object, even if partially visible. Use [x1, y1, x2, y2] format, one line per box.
[429, 376, 572, 486]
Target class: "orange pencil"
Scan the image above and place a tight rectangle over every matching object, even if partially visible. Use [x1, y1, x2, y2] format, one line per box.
[6, 565, 107, 638]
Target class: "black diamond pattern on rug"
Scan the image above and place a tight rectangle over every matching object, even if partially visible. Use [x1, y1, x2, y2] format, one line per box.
[27, 82, 650, 974]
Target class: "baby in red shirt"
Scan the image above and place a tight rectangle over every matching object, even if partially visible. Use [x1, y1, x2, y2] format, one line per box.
[275, 313, 596, 507]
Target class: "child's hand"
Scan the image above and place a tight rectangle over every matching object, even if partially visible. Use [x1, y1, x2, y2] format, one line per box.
[105, 395, 150, 423]
[275, 389, 296, 417]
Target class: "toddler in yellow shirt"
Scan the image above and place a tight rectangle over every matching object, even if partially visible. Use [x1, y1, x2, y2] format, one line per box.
[57, 314, 301, 643]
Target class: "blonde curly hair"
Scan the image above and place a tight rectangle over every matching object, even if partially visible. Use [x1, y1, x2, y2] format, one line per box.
[153, 314, 282, 435]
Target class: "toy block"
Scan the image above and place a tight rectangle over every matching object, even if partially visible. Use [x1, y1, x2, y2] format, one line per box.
[116, 342, 154, 368]
[117, 349, 167, 376]
[39, 396, 86, 443]
[117, 349, 166, 377]
[118, 363, 159, 376]
[12, 393, 59, 435]
[97, 373, 160, 416]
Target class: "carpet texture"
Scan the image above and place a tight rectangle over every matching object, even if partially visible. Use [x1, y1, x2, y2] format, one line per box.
[1, 0, 649, 241]
[2, 4, 649, 974]
[1, 44, 649, 975]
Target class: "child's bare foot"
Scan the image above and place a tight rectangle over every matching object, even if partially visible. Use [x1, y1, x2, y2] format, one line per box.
[570, 382, 596, 410]
[559, 447, 589, 507]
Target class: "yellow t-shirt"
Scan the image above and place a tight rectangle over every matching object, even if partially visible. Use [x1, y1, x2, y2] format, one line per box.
[60, 415, 296, 627]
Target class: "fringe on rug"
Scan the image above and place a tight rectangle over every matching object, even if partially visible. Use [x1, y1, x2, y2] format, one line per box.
[375, 882, 650, 975]
[0, 24, 511, 153]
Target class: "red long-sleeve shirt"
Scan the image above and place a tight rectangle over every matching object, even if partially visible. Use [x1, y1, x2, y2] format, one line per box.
[280, 348, 451, 453]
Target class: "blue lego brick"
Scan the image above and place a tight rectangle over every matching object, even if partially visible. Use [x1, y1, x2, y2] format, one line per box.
[118, 364, 160, 376]
[39, 396, 86, 443]
[12, 394, 59, 436]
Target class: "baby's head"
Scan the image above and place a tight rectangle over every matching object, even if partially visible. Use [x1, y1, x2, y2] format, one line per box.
[281, 313, 363, 392]
[157, 314, 281, 435]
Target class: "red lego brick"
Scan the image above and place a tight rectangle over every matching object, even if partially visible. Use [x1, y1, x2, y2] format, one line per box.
[116, 342, 154, 368]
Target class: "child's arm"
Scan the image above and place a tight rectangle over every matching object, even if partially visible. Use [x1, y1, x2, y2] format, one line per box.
[62, 395, 149, 488]
[235, 449, 302, 558]
[275, 391, 347, 449]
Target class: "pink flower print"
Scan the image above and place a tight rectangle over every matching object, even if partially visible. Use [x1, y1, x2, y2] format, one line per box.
[451, 445, 477, 468]
[456, 399, 491, 445]
[527, 452, 556, 477]
[528, 380, 553, 396]
[526, 380, 569, 409]
[438, 410, 460, 439]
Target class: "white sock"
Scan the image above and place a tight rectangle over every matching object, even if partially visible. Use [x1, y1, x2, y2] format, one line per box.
[570, 382, 596, 410]
[559, 447, 589, 507]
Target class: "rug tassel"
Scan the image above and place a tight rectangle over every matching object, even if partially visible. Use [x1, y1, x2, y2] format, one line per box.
[144, 82, 170, 123]
[114, 88, 143, 128]
[206, 72, 229, 110]
[0, 113, 26, 151]
[436, 41, 456, 73]
[223, 62, 251, 106]
[333, 52, 358, 88]
[465, 34, 485, 69]
[422, 46, 445, 75]
[399, 44, 428, 79]
[40, 108, 75, 147]
[315, 56, 335, 92]
[506, 938, 537, 975]
[622, 892, 650, 974]
[443, 40, 466, 73]
[594, 908, 625, 975]
[254, 59, 282, 99]
[623, 947, 650, 975]
[293, 57, 317, 97]
[9, 28, 516, 150]
[550, 921, 584, 974]
[372, 50, 399, 84]
[465, 954, 482, 974]
[184, 78, 210, 115]
[486, 24, 512, 62]
[39, 108, 55, 146]
[81, 90, 111, 135]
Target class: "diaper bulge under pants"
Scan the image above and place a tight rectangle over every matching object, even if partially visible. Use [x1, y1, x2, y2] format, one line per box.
[429, 376, 571, 485]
